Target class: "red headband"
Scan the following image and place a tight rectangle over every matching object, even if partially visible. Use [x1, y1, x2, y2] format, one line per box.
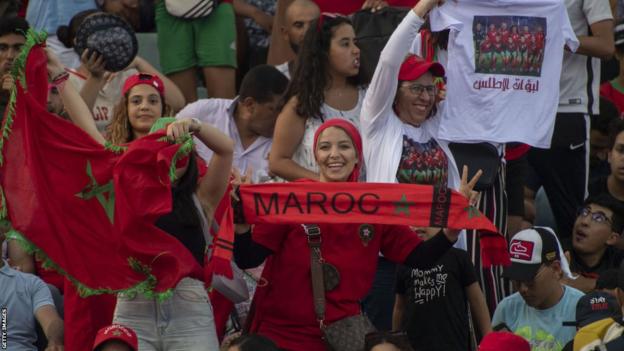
[122, 73, 165, 97]
[313, 119, 363, 182]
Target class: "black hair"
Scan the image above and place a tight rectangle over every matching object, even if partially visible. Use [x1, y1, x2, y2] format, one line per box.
[239, 65, 289, 103]
[94, 340, 132, 351]
[364, 331, 414, 351]
[609, 118, 624, 150]
[0, 16, 29, 38]
[584, 193, 624, 234]
[284, 14, 361, 120]
[592, 98, 618, 135]
[56, 9, 101, 49]
[228, 334, 280, 351]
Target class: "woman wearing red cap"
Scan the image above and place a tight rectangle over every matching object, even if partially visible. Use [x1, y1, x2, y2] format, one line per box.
[233, 119, 479, 351]
[47, 51, 234, 350]
[359, 0, 473, 332]
[269, 13, 365, 181]
[361, 0, 456, 190]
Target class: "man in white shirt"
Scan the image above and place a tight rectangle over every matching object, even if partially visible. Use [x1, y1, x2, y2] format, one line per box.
[1, 230, 65, 351]
[529, 0, 614, 248]
[275, 0, 320, 79]
[176, 65, 289, 182]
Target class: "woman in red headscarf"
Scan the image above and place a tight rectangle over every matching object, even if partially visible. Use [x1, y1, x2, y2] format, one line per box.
[233, 119, 479, 351]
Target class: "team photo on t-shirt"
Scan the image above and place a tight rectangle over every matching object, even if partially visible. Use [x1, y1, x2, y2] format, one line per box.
[474, 16, 546, 76]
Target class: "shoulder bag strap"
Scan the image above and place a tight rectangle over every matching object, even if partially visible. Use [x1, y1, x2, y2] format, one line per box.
[302, 224, 326, 328]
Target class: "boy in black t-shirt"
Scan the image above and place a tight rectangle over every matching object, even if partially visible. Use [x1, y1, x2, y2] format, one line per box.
[393, 228, 491, 351]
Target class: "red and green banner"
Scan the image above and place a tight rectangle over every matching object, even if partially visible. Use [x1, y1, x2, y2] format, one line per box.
[0, 34, 200, 298]
[238, 182, 495, 229]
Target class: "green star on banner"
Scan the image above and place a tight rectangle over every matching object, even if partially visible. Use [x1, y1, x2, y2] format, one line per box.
[393, 194, 416, 216]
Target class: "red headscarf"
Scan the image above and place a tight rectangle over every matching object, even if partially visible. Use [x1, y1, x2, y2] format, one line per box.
[312, 119, 363, 182]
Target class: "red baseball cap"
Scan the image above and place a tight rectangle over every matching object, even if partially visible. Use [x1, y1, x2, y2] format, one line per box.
[92, 324, 138, 351]
[479, 332, 530, 351]
[398, 55, 445, 81]
[122, 73, 165, 97]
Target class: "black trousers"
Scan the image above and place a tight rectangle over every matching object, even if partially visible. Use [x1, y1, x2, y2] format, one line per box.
[528, 112, 589, 249]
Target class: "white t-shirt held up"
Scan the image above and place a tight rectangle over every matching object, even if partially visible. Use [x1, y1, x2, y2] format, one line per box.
[430, 0, 579, 148]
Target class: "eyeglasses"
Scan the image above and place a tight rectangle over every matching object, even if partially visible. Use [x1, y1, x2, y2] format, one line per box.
[402, 83, 437, 97]
[577, 206, 612, 225]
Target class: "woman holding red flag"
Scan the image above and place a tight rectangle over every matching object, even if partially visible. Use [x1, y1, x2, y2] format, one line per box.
[46, 50, 234, 350]
[233, 118, 481, 351]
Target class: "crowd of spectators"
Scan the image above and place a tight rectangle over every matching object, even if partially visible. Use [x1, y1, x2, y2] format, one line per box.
[3, 0, 624, 350]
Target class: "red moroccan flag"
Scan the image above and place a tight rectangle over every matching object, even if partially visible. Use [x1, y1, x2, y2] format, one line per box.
[0, 36, 201, 296]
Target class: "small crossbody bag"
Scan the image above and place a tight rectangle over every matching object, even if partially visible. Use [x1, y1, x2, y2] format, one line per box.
[301, 224, 376, 351]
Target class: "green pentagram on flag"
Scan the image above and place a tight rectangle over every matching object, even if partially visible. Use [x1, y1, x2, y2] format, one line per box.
[75, 160, 115, 223]
[393, 194, 416, 216]
[464, 206, 481, 219]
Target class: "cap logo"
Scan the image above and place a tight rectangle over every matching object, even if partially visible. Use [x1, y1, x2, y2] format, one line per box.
[590, 297, 609, 311]
[545, 251, 556, 261]
[510, 240, 534, 261]
[104, 324, 133, 337]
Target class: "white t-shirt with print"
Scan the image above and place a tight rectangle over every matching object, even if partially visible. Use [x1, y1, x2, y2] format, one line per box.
[429, 0, 579, 148]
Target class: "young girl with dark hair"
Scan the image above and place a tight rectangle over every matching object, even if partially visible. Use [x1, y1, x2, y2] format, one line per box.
[269, 13, 365, 180]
